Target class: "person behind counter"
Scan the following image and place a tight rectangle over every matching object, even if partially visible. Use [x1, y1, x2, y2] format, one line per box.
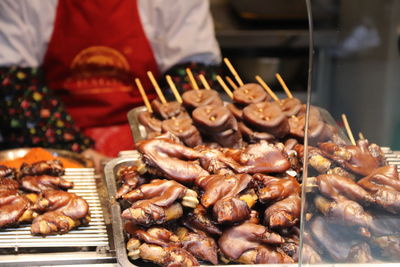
[0, 0, 222, 168]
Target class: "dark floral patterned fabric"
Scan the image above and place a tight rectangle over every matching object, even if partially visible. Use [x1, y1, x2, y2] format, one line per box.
[0, 67, 93, 152]
[0, 63, 221, 152]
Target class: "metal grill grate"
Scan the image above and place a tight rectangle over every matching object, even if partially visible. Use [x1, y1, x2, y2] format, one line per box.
[0, 168, 109, 249]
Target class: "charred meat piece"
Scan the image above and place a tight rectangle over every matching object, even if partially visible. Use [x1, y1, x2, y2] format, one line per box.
[176, 226, 219, 264]
[116, 165, 147, 199]
[280, 97, 302, 117]
[20, 175, 73, 193]
[264, 194, 301, 229]
[192, 104, 242, 148]
[319, 139, 385, 176]
[233, 83, 269, 106]
[182, 89, 223, 112]
[358, 166, 400, 213]
[254, 174, 300, 203]
[0, 177, 19, 191]
[138, 111, 162, 134]
[161, 117, 202, 147]
[243, 101, 289, 138]
[0, 166, 17, 179]
[20, 160, 64, 177]
[137, 137, 209, 184]
[122, 179, 198, 225]
[218, 220, 289, 263]
[151, 99, 188, 120]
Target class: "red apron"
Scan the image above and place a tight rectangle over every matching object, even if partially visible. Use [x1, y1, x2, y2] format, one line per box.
[43, 0, 159, 157]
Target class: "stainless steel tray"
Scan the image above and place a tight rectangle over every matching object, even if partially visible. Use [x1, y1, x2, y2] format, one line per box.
[127, 105, 351, 144]
[0, 167, 112, 266]
[0, 147, 94, 168]
[104, 153, 299, 267]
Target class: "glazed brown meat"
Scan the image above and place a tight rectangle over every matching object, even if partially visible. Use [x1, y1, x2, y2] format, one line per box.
[0, 189, 34, 228]
[263, 194, 301, 228]
[31, 210, 81, 235]
[288, 105, 326, 143]
[195, 173, 253, 223]
[121, 179, 198, 225]
[243, 102, 289, 138]
[125, 223, 199, 266]
[137, 138, 209, 183]
[319, 139, 384, 176]
[358, 166, 400, 213]
[310, 216, 372, 262]
[218, 220, 290, 263]
[20, 175, 73, 193]
[138, 111, 162, 133]
[161, 117, 202, 147]
[192, 104, 242, 148]
[151, 99, 188, 120]
[233, 83, 269, 106]
[233, 141, 291, 174]
[254, 174, 300, 203]
[125, 222, 180, 247]
[33, 190, 89, 219]
[182, 205, 222, 236]
[176, 226, 219, 264]
[238, 121, 275, 143]
[116, 165, 147, 199]
[227, 103, 243, 120]
[20, 160, 64, 177]
[294, 144, 332, 174]
[317, 174, 374, 204]
[182, 89, 223, 112]
[280, 97, 302, 117]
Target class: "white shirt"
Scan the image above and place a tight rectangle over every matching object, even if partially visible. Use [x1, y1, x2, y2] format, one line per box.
[0, 0, 221, 72]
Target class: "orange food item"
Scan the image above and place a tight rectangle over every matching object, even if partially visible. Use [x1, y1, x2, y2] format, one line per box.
[0, 148, 83, 168]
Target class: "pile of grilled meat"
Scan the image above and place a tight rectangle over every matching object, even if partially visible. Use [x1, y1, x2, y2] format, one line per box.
[117, 83, 397, 265]
[0, 160, 90, 236]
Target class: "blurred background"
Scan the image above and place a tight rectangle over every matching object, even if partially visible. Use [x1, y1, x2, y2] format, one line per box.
[210, 0, 400, 149]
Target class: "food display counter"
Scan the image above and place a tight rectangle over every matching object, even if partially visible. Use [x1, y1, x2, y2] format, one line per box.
[1, 1, 399, 266]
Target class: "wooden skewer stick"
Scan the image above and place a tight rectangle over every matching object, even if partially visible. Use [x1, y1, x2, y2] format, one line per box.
[198, 74, 211, 90]
[135, 78, 153, 113]
[166, 75, 183, 104]
[186, 68, 199, 90]
[255, 75, 280, 103]
[216, 75, 233, 99]
[275, 73, 294, 99]
[341, 114, 356, 145]
[224, 58, 244, 87]
[147, 71, 167, 104]
[358, 132, 365, 140]
[225, 76, 238, 91]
